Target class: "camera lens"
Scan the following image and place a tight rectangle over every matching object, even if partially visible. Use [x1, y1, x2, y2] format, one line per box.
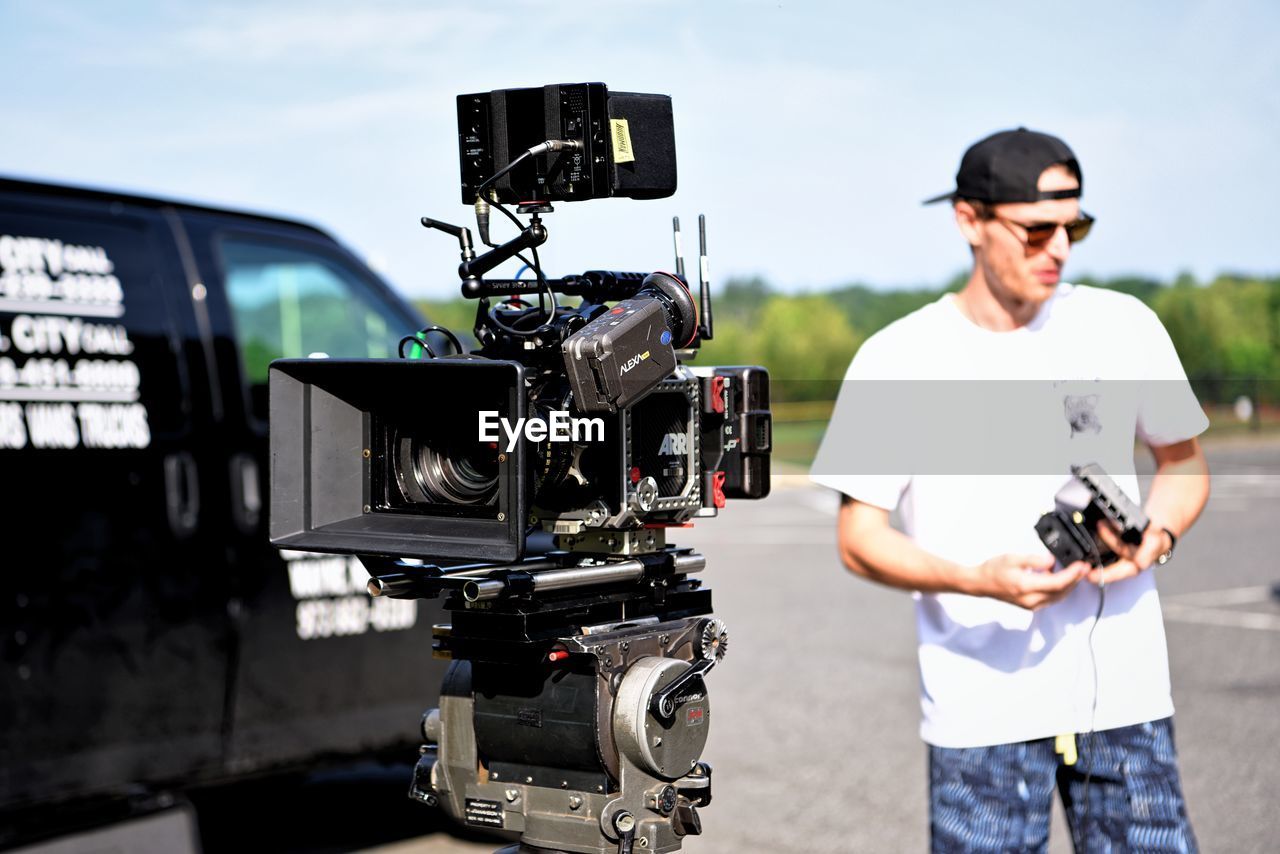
[396, 431, 498, 506]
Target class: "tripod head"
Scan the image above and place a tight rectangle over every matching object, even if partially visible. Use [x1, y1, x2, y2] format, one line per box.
[365, 546, 724, 853]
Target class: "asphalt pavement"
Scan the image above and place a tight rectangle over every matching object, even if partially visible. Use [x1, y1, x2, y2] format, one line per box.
[359, 437, 1280, 853]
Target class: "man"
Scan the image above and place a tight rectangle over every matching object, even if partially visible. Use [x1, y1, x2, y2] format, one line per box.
[810, 128, 1210, 852]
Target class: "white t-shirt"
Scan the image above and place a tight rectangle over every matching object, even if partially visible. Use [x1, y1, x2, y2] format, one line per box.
[810, 284, 1208, 748]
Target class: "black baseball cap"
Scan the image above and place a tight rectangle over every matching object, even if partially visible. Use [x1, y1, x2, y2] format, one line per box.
[923, 127, 1082, 205]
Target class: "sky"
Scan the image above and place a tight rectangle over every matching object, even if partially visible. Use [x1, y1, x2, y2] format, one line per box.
[2, 0, 1278, 299]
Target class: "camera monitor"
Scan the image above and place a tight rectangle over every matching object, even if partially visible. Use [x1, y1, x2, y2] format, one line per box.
[458, 83, 677, 204]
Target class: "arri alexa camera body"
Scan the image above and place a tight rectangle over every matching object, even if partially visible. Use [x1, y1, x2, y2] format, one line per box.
[269, 83, 771, 854]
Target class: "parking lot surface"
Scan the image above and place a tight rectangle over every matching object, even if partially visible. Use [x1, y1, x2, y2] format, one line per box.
[284, 439, 1280, 854]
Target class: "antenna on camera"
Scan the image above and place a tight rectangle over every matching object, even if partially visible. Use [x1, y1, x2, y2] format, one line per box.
[672, 216, 686, 279]
[697, 214, 714, 341]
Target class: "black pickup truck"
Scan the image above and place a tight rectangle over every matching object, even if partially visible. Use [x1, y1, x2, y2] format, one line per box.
[0, 177, 449, 849]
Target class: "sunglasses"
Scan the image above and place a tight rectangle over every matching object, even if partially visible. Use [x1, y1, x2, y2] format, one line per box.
[995, 212, 1095, 247]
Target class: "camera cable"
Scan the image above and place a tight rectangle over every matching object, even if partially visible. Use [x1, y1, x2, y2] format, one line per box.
[1077, 537, 1106, 847]
[398, 325, 466, 359]
[477, 193, 559, 336]
[472, 139, 584, 211]
[470, 139, 585, 329]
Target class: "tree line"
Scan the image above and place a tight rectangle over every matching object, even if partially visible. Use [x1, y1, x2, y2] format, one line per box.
[415, 271, 1280, 406]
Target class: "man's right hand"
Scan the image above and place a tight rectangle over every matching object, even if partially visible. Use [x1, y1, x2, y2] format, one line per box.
[966, 554, 1088, 610]
[837, 498, 1088, 608]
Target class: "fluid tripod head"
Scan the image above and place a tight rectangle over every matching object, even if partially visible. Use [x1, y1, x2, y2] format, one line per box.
[365, 545, 722, 854]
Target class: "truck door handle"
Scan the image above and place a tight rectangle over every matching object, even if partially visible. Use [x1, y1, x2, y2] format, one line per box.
[164, 451, 200, 538]
[230, 452, 261, 533]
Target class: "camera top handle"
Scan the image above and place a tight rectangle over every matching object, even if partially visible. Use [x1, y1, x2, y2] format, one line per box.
[420, 215, 549, 298]
[420, 213, 666, 307]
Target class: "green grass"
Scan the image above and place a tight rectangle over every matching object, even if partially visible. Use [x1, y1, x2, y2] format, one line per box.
[1203, 405, 1280, 438]
[772, 420, 830, 468]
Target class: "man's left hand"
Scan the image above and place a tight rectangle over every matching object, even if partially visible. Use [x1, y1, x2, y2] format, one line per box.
[1090, 520, 1173, 585]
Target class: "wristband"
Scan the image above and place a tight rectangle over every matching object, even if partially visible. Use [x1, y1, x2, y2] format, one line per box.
[1155, 526, 1177, 565]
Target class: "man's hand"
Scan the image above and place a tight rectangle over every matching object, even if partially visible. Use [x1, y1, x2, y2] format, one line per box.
[1082, 436, 1210, 585]
[968, 553, 1089, 610]
[1090, 521, 1173, 585]
[837, 499, 1091, 607]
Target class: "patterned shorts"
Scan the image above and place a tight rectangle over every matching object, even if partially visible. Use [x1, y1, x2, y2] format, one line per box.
[928, 718, 1197, 853]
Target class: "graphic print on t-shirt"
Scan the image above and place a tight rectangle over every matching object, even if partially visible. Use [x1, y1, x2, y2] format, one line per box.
[1064, 393, 1102, 436]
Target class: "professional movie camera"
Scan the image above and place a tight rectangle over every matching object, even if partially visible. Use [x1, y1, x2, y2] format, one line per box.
[269, 83, 772, 854]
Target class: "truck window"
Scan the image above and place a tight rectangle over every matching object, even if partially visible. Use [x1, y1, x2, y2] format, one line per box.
[219, 237, 411, 381]
[218, 237, 415, 420]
